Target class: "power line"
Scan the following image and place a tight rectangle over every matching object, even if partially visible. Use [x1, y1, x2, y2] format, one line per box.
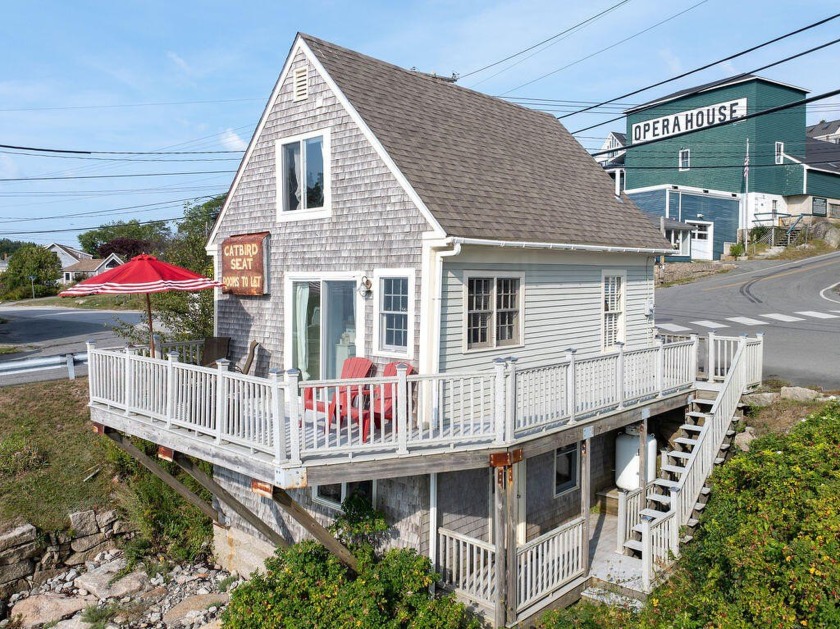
[558, 12, 840, 119]
[0, 150, 242, 163]
[0, 170, 235, 183]
[0, 217, 182, 237]
[0, 97, 262, 113]
[0, 196, 219, 224]
[589, 87, 840, 157]
[0, 143, 243, 156]
[461, 0, 632, 84]
[573, 37, 840, 135]
[498, 0, 708, 96]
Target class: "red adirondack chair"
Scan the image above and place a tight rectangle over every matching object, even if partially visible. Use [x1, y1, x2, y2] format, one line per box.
[345, 362, 415, 441]
[303, 356, 375, 423]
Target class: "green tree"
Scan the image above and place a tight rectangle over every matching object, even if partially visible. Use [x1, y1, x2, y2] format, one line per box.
[0, 238, 32, 259]
[77, 220, 170, 256]
[1, 245, 62, 298]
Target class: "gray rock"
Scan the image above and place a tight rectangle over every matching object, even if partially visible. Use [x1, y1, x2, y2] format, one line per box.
[70, 533, 107, 553]
[742, 391, 780, 407]
[95, 511, 119, 529]
[162, 593, 229, 627]
[74, 559, 149, 600]
[32, 568, 65, 587]
[68, 511, 98, 537]
[735, 426, 757, 452]
[0, 524, 37, 553]
[780, 386, 821, 402]
[0, 541, 40, 566]
[0, 559, 34, 586]
[65, 540, 114, 566]
[825, 226, 840, 249]
[10, 593, 92, 628]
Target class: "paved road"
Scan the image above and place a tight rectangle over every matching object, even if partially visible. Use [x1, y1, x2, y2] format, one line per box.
[0, 305, 142, 384]
[656, 251, 840, 389]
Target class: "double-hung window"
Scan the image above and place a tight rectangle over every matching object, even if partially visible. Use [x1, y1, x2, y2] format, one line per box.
[775, 141, 784, 165]
[678, 148, 690, 171]
[374, 270, 414, 357]
[602, 272, 625, 350]
[466, 275, 522, 350]
[277, 130, 330, 218]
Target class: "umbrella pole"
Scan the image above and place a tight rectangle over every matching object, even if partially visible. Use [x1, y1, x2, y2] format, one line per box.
[146, 293, 155, 357]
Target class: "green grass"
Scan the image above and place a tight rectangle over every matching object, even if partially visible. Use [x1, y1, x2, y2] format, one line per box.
[21, 294, 144, 310]
[0, 380, 114, 531]
[0, 345, 20, 355]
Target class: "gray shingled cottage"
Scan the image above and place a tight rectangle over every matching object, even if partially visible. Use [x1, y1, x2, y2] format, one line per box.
[85, 33, 764, 626]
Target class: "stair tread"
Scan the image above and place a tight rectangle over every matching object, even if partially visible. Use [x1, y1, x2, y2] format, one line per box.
[624, 539, 643, 552]
[685, 411, 708, 419]
[648, 493, 671, 504]
[694, 502, 707, 511]
[667, 450, 692, 460]
[681, 423, 704, 432]
[693, 398, 714, 405]
[719, 443, 731, 451]
[661, 464, 686, 474]
[653, 478, 681, 489]
[700, 487, 711, 496]
[640, 508, 668, 518]
[715, 457, 726, 465]
[687, 518, 699, 527]
[674, 437, 699, 446]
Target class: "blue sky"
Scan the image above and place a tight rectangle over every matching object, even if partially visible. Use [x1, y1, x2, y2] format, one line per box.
[2, 0, 839, 246]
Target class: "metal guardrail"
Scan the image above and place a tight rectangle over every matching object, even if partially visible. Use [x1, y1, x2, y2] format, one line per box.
[0, 352, 88, 380]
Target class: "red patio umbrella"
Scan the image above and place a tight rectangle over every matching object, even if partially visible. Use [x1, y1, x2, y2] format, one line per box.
[59, 253, 222, 355]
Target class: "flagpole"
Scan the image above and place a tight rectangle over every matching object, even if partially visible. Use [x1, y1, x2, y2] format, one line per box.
[743, 138, 750, 243]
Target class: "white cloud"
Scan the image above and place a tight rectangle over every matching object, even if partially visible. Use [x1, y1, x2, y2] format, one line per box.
[658, 48, 683, 75]
[167, 51, 192, 74]
[219, 128, 247, 151]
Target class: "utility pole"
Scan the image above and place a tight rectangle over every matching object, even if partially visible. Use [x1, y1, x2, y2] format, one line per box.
[29, 275, 36, 299]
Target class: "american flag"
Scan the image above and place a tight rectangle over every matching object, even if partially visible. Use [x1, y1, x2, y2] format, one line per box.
[743, 149, 750, 179]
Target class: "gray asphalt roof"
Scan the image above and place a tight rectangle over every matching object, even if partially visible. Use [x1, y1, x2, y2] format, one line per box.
[303, 34, 669, 251]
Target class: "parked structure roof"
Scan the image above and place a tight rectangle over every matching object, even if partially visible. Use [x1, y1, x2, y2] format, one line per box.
[804, 137, 840, 174]
[806, 118, 840, 138]
[302, 34, 668, 251]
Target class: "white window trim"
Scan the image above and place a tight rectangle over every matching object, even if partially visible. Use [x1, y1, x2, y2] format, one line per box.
[665, 229, 690, 256]
[461, 271, 526, 354]
[372, 268, 415, 360]
[554, 443, 580, 498]
[276, 127, 332, 222]
[312, 480, 378, 511]
[775, 141, 784, 165]
[601, 269, 627, 353]
[678, 148, 690, 171]
[283, 271, 367, 375]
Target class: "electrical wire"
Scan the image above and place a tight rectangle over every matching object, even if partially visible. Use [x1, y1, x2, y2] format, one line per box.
[498, 0, 708, 96]
[0, 143, 243, 155]
[0, 170, 235, 183]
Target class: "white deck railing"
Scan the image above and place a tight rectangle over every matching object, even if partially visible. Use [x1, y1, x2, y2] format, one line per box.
[87, 338, 697, 467]
[437, 528, 496, 606]
[515, 517, 585, 611]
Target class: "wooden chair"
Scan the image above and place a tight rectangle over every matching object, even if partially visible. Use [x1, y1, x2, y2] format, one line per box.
[303, 357, 375, 421]
[201, 336, 230, 367]
[345, 362, 416, 441]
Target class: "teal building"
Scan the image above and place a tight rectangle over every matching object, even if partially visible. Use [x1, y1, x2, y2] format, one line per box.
[616, 75, 840, 260]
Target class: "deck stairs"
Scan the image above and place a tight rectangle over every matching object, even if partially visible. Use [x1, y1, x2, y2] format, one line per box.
[622, 382, 743, 560]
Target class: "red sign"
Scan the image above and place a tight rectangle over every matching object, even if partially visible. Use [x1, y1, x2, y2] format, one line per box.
[221, 233, 269, 295]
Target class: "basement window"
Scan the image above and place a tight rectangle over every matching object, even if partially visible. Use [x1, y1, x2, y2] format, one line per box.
[555, 443, 580, 496]
[313, 480, 376, 510]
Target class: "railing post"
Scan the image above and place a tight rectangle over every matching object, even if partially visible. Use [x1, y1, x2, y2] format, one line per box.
[505, 357, 518, 442]
[616, 490, 627, 553]
[670, 488, 681, 556]
[65, 353, 76, 380]
[166, 351, 179, 429]
[656, 336, 665, 397]
[565, 348, 577, 422]
[738, 334, 748, 387]
[690, 333, 699, 382]
[707, 331, 716, 381]
[153, 334, 163, 359]
[124, 346, 138, 415]
[615, 342, 625, 408]
[396, 363, 409, 455]
[269, 368, 287, 464]
[215, 359, 230, 444]
[286, 369, 302, 465]
[641, 514, 653, 592]
[755, 332, 765, 386]
[86, 340, 96, 401]
[493, 359, 507, 445]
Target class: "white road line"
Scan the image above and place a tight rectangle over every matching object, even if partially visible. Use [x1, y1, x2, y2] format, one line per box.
[656, 323, 691, 332]
[691, 320, 729, 329]
[796, 311, 839, 319]
[819, 282, 840, 305]
[761, 313, 804, 322]
[726, 316, 766, 326]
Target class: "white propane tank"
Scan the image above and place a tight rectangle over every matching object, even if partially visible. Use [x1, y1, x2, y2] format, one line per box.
[615, 431, 657, 490]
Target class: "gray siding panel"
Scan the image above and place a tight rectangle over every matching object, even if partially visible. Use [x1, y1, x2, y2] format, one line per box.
[440, 258, 655, 373]
[212, 50, 430, 376]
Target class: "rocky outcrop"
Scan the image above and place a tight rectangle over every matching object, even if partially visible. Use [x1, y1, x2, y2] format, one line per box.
[780, 386, 822, 402]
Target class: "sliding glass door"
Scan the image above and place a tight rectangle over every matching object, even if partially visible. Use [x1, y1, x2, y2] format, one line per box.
[291, 280, 356, 380]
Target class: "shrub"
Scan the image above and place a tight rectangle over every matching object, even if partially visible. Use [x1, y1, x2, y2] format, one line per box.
[728, 242, 745, 258]
[223, 496, 480, 629]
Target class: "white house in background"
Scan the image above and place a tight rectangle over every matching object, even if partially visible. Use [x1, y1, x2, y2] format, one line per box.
[594, 131, 627, 195]
[84, 34, 763, 626]
[806, 118, 840, 144]
[62, 253, 124, 284]
[44, 243, 93, 284]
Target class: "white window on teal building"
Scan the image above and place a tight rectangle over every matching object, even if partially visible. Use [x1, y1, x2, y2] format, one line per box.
[678, 149, 690, 171]
[775, 142, 784, 165]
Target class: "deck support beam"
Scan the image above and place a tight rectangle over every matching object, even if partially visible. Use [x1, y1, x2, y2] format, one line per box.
[490, 449, 522, 627]
[103, 429, 221, 525]
[270, 487, 358, 573]
[581, 434, 592, 577]
[172, 452, 288, 549]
